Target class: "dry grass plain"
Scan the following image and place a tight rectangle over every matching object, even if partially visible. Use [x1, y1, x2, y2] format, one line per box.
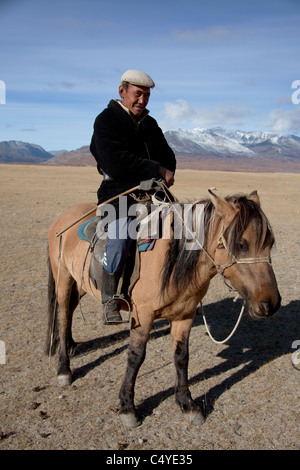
[0, 164, 299, 450]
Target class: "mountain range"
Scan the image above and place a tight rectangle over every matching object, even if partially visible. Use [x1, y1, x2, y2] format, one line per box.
[1, 127, 300, 172]
[163, 127, 300, 172]
[0, 140, 54, 163]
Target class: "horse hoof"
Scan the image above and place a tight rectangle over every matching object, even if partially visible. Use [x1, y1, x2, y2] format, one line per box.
[120, 412, 141, 428]
[186, 410, 205, 425]
[57, 373, 72, 386]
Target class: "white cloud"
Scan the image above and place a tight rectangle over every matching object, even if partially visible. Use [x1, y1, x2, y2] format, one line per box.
[161, 99, 251, 129]
[163, 99, 195, 121]
[268, 106, 300, 134]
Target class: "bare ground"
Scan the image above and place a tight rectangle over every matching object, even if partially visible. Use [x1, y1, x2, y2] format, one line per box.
[0, 164, 299, 450]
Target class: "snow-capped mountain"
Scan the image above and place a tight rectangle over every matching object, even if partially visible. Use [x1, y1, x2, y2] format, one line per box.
[209, 127, 276, 145]
[164, 127, 300, 161]
[164, 128, 255, 158]
[1, 127, 300, 172]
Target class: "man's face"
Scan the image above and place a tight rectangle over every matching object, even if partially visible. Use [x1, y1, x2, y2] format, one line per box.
[119, 84, 150, 117]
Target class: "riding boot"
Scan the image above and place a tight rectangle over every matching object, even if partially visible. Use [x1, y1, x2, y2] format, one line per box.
[101, 269, 123, 324]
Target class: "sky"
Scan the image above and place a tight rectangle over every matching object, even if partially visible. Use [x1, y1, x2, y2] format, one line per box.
[0, 0, 300, 151]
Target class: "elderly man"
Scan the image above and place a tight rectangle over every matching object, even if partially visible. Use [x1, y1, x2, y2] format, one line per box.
[90, 69, 176, 324]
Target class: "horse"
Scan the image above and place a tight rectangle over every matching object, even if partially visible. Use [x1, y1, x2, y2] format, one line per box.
[46, 189, 281, 427]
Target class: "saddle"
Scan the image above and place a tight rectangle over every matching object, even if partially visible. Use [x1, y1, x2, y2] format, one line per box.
[77, 216, 138, 297]
[77, 199, 172, 297]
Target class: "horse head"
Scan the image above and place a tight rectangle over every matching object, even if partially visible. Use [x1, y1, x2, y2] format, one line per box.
[209, 189, 281, 320]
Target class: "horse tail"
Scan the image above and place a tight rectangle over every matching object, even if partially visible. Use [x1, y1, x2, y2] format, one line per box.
[45, 245, 59, 356]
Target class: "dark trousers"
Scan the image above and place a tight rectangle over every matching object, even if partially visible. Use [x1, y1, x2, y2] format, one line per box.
[103, 216, 135, 275]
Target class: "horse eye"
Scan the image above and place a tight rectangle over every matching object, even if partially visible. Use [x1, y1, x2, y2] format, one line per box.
[239, 239, 248, 251]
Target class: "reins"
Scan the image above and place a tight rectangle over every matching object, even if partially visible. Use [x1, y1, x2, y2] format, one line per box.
[55, 184, 140, 238]
[51, 180, 271, 346]
[200, 296, 246, 345]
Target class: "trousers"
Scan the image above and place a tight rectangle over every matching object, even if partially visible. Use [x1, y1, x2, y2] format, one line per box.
[103, 217, 135, 275]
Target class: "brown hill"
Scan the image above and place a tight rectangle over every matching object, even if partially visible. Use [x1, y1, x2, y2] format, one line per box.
[44, 145, 300, 173]
[45, 146, 95, 166]
[175, 155, 300, 173]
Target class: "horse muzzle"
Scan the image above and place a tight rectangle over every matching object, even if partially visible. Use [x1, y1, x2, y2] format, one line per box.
[247, 294, 281, 320]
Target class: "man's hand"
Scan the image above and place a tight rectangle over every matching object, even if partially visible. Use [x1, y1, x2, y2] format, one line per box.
[158, 166, 175, 187]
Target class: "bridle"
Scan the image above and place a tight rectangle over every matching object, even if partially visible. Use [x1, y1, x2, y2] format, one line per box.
[215, 231, 272, 276]
[159, 181, 273, 344]
[199, 230, 273, 344]
[158, 180, 272, 280]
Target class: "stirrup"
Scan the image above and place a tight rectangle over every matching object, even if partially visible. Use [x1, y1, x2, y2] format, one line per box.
[103, 294, 132, 324]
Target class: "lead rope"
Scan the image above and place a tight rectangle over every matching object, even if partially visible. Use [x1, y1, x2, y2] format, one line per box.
[158, 181, 245, 344]
[200, 296, 246, 344]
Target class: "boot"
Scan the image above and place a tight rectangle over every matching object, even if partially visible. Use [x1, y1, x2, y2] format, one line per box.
[101, 269, 123, 324]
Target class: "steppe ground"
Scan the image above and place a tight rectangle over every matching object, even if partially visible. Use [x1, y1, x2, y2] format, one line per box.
[0, 164, 299, 451]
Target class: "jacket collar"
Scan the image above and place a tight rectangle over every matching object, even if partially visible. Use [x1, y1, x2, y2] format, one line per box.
[115, 99, 149, 124]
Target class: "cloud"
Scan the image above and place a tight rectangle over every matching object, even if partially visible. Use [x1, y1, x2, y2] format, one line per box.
[246, 78, 257, 87]
[163, 99, 194, 121]
[21, 126, 36, 132]
[170, 26, 234, 43]
[21, 127, 36, 132]
[275, 96, 293, 106]
[161, 99, 251, 129]
[268, 106, 300, 134]
[46, 81, 75, 90]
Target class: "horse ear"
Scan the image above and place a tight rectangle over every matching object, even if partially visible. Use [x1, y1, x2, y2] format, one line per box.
[249, 190, 260, 206]
[208, 188, 237, 218]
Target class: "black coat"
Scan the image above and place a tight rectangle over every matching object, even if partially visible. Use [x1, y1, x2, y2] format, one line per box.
[90, 100, 176, 208]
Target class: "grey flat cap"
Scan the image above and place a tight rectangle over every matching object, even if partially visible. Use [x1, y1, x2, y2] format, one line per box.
[121, 69, 155, 88]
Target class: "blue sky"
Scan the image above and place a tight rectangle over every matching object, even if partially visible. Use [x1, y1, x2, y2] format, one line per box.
[0, 0, 299, 150]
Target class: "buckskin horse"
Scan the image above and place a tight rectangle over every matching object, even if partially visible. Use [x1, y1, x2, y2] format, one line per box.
[46, 189, 281, 427]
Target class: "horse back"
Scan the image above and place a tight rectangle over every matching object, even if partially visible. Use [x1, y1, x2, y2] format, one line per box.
[48, 202, 96, 272]
[49, 203, 97, 235]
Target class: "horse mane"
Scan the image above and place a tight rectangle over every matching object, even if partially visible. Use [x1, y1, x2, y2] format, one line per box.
[160, 194, 274, 296]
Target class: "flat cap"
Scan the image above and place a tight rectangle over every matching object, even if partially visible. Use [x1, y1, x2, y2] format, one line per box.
[120, 69, 155, 88]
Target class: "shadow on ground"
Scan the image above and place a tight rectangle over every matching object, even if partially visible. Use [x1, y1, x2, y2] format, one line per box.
[70, 298, 300, 422]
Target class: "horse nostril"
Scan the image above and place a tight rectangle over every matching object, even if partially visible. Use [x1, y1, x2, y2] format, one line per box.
[259, 295, 281, 317]
[259, 300, 270, 316]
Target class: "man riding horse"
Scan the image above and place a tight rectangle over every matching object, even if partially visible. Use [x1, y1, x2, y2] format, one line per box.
[90, 70, 176, 324]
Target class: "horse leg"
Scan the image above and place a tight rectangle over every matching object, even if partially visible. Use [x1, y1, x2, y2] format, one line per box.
[118, 320, 152, 427]
[56, 278, 79, 386]
[67, 283, 81, 355]
[171, 318, 205, 425]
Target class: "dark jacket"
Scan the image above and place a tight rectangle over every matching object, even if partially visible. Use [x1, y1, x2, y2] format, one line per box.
[90, 100, 176, 208]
